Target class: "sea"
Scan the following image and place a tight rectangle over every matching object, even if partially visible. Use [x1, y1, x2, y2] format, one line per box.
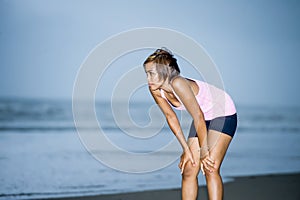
[1, 98, 300, 199]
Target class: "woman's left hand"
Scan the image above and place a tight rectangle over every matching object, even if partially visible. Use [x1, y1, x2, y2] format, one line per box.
[200, 154, 215, 175]
[178, 148, 196, 174]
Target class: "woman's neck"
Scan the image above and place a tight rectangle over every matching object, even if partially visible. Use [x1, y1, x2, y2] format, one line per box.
[160, 75, 182, 93]
[160, 79, 173, 93]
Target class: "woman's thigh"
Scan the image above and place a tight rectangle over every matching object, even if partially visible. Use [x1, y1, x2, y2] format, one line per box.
[207, 130, 232, 170]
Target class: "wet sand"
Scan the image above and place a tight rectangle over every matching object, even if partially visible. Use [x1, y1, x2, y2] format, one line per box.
[45, 173, 300, 200]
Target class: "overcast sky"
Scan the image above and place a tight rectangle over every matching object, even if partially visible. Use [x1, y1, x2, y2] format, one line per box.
[1, 0, 300, 107]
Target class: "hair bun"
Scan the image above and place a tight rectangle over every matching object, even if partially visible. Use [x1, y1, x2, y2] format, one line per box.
[160, 47, 173, 55]
[155, 47, 173, 56]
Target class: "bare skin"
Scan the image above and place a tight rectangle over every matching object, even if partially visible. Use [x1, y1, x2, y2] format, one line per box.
[204, 130, 232, 200]
[181, 132, 232, 200]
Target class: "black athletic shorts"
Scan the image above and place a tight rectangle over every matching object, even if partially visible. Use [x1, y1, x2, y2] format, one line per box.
[188, 113, 237, 138]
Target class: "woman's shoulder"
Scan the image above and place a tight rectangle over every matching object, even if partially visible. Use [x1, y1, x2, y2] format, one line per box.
[171, 76, 201, 89]
[170, 76, 187, 87]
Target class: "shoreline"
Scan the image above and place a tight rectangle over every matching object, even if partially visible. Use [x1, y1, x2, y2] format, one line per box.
[42, 172, 300, 200]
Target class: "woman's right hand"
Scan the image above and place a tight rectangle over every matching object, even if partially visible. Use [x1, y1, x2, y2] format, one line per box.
[178, 148, 196, 174]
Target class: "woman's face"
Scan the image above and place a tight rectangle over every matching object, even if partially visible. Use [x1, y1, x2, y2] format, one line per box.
[144, 62, 164, 91]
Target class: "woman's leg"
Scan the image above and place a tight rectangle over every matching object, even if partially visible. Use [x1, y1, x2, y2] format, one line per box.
[205, 130, 232, 200]
[182, 137, 201, 200]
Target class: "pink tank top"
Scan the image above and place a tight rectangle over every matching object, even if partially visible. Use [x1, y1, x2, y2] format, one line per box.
[160, 79, 236, 120]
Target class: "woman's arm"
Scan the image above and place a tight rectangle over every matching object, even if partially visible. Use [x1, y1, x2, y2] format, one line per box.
[149, 88, 189, 151]
[171, 77, 208, 152]
[149, 88, 195, 173]
[171, 77, 215, 173]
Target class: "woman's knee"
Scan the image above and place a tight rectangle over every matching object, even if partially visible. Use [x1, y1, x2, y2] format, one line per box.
[182, 162, 200, 180]
[204, 167, 221, 180]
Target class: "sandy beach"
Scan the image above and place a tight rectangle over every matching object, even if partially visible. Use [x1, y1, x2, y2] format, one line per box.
[44, 173, 300, 200]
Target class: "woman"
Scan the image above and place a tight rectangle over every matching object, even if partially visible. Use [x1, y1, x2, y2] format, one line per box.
[143, 48, 237, 200]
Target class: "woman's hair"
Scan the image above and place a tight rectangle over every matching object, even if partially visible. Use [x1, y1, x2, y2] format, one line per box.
[143, 47, 180, 82]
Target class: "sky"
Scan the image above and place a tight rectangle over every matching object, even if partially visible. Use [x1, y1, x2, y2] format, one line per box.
[1, 0, 300, 107]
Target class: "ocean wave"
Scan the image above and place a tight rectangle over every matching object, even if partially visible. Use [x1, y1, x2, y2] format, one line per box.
[1, 99, 300, 135]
